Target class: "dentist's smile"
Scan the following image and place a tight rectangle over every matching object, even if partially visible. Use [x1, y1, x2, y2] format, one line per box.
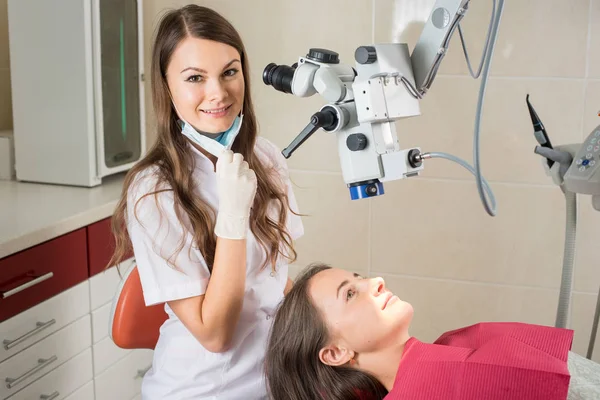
[201, 104, 232, 118]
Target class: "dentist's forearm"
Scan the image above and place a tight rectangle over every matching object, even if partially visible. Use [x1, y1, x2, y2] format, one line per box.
[167, 237, 246, 353]
[200, 237, 246, 348]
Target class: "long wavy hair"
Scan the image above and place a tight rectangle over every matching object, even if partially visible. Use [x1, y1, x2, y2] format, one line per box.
[108, 5, 297, 272]
[266, 263, 389, 400]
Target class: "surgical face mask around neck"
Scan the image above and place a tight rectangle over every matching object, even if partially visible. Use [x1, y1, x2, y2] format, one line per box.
[180, 114, 243, 157]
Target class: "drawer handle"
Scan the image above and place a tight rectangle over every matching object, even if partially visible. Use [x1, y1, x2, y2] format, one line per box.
[0, 272, 54, 299]
[40, 391, 60, 400]
[135, 365, 152, 379]
[3, 319, 57, 350]
[5, 355, 58, 389]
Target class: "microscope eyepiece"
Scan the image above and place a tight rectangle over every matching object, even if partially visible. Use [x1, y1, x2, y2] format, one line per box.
[263, 63, 296, 94]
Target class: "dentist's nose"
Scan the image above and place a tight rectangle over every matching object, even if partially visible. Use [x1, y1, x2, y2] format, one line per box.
[206, 78, 228, 103]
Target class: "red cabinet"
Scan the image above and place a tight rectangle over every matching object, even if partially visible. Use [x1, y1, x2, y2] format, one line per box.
[0, 229, 88, 323]
[87, 217, 133, 277]
[0, 216, 132, 323]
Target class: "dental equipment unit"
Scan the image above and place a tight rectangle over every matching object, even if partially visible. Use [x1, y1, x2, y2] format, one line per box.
[527, 96, 600, 360]
[262, 0, 600, 360]
[263, 0, 504, 216]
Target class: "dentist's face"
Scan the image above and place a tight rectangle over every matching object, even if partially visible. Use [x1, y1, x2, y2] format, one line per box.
[309, 268, 413, 355]
[166, 36, 245, 134]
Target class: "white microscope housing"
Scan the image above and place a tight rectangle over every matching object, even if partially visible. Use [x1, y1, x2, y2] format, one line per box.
[263, 0, 472, 200]
[263, 45, 424, 199]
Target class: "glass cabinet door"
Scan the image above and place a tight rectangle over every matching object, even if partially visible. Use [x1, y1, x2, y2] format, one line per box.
[99, 0, 141, 168]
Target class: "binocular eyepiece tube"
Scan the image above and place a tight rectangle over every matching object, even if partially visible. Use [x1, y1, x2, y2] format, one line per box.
[262, 62, 297, 94]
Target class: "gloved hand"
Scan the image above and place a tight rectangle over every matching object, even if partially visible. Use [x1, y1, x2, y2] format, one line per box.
[214, 150, 257, 239]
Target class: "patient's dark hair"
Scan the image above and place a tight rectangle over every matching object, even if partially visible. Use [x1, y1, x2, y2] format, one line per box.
[265, 263, 388, 400]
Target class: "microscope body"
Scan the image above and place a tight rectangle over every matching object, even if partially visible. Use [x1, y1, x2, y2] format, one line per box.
[263, 0, 471, 199]
[265, 45, 424, 199]
[348, 44, 423, 198]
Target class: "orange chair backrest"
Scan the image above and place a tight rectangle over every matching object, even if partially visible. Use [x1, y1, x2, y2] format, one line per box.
[109, 264, 168, 350]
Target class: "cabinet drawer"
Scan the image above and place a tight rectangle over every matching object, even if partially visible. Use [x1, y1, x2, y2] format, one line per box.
[92, 302, 111, 344]
[93, 336, 131, 376]
[0, 281, 89, 364]
[64, 380, 94, 400]
[94, 349, 153, 400]
[90, 257, 134, 310]
[7, 349, 93, 400]
[0, 315, 92, 398]
[0, 229, 88, 323]
[88, 217, 133, 277]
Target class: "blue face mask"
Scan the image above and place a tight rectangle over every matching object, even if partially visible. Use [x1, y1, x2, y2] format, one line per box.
[169, 94, 244, 157]
[179, 114, 244, 158]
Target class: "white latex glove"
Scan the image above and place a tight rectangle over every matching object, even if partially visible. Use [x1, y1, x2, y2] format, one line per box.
[214, 150, 257, 239]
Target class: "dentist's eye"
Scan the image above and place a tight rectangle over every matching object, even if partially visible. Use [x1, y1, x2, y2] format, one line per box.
[223, 68, 239, 77]
[186, 75, 203, 83]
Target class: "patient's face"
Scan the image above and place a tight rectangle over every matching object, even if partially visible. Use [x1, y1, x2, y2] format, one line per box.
[309, 268, 413, 354]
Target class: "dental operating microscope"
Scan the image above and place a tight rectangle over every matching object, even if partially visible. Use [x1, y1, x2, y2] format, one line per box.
[263, 0, 504, 216]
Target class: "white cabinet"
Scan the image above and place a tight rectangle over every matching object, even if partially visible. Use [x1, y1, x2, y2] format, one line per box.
[7, 349, 93, 400]
[0, 282, 90, 364]
[65, 381, 95, 400]
[90, 260, 151, 398]
[90, 259, 134, 310]
[0, 315, 91, 399]
[0, 262, 153, 399]
[91, 303, 112, 344]
[94, 349, 153, 400]
[93, 336, 133, 377]
[7, 0, 146, 187]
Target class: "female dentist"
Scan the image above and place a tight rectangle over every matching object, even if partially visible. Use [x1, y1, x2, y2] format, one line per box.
[108, 4, 304, 399]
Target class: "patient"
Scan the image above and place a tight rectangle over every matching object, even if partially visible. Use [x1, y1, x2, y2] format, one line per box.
[265, 263, 573, 400]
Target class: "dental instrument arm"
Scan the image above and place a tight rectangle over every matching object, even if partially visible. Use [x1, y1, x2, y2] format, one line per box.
[262, 0, 505, 216]
[531, 113, 600, 358]
[533, 146, 573, 189]
[560, 127, 600, 359]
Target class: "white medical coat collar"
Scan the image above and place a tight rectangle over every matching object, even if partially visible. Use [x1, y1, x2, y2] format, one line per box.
[187, 141, 217, 171]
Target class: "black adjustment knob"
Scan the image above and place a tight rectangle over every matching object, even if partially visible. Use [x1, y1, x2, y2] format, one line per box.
[347, 134, 368, 151]
[306, 48, 340, 64]
[408, 149, 422, 167]
[355, 46, 377, 64]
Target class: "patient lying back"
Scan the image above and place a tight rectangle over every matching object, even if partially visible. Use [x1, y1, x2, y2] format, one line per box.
[265, 263, 573, 400]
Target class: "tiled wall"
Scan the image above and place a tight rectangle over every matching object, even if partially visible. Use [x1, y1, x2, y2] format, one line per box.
[1, 0, 599, 361]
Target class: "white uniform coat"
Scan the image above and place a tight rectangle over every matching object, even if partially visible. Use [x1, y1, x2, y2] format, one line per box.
[126, 137, 304, 399]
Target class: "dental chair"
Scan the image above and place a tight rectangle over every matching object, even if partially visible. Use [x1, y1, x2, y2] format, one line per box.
[108, 262, 167, 350]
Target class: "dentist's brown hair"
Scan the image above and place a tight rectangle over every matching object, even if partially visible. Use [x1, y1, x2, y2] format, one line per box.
[108, 4, 297, 272]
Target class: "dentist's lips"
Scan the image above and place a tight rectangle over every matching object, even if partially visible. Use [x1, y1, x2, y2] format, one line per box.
[201, 104, 232, 118]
